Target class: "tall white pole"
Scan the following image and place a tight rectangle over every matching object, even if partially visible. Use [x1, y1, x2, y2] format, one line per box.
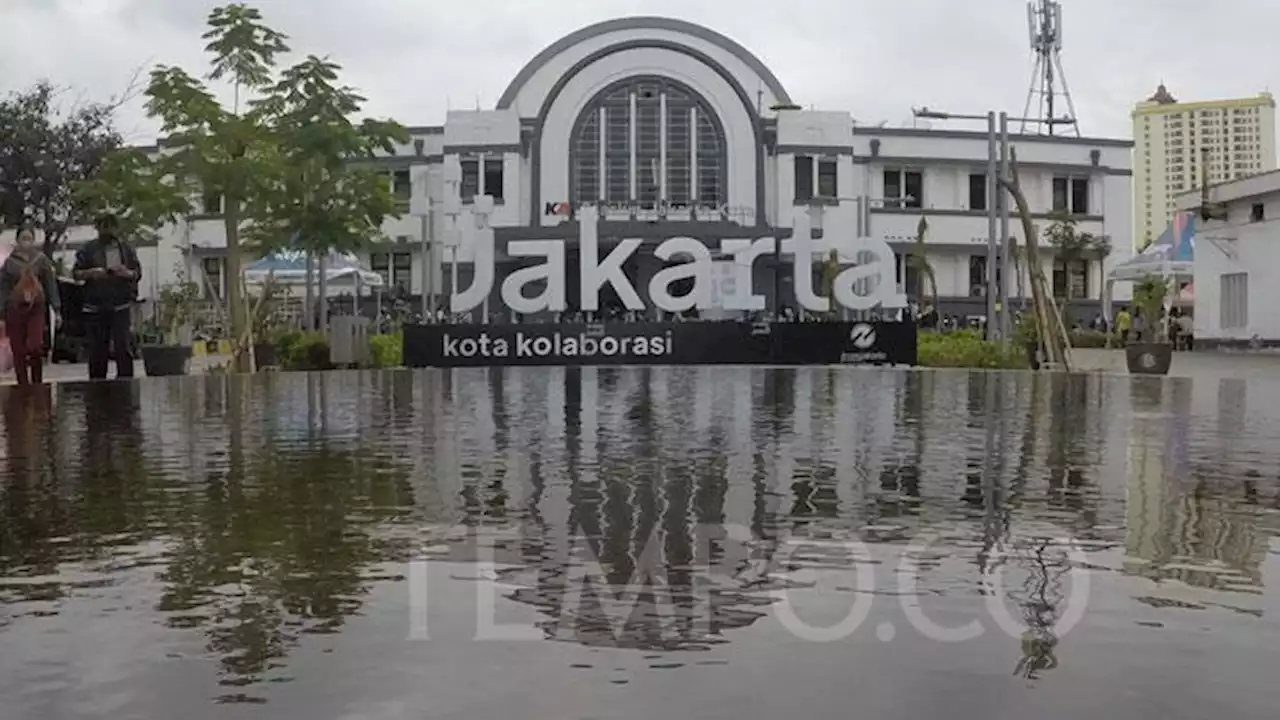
[419, 203, 434, 321]
[986, 111, 999, 340]
[999, 112, 1012, 339]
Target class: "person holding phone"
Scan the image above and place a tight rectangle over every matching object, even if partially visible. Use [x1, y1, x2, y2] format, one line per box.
[72, 213, 141, 380]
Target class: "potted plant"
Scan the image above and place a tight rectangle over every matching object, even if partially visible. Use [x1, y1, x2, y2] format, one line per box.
[249, 275, 287, 370]
[1125, 274, 1174, 375]
[142, 274, 199, 377]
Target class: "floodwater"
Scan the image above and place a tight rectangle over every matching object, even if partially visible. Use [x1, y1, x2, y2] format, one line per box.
[1, 368, 1278, 720]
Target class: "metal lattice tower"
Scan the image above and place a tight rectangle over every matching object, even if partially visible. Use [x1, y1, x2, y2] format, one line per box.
[1020, 0, 1080, 136]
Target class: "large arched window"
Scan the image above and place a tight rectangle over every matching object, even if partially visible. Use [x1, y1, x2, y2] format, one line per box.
[569, 76, 727, 209]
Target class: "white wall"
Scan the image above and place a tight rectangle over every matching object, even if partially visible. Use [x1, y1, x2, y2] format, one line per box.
[1194, 194, 1280, 341]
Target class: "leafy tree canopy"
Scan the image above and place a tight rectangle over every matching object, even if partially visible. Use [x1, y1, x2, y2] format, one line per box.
[75, 3, 408, 368]
[0, 81, 124, 254]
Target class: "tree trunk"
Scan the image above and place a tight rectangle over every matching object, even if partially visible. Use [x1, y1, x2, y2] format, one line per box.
[318, 253, 328, 334]
[223, 199, 250, 373]
[1062, 259, 1073, 328]
[1012, 246, 1026, 307]
[1002, 150, 1069, 369]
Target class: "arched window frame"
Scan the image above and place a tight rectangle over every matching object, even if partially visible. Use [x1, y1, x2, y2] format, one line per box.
[568, 75, 728, 210]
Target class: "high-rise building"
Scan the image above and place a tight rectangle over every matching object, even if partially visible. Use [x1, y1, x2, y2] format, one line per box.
[1132, 85, 1276, 249]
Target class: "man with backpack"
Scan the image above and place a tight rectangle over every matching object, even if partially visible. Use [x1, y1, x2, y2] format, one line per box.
[72, 213, 141, 380]
[0, 224, 61, 384]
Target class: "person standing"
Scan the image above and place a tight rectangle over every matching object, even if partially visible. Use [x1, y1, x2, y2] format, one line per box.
[72, 214, 141, 380]
[0, 225, 61, 384]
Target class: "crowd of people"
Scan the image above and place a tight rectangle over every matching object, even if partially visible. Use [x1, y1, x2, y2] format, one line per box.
[1104, 305, 1194, 349]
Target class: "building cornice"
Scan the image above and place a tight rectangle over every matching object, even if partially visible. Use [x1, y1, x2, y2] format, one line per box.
[853, 126, 1133, 149]
[858, 155, 1131, 176]
[1132, 93, 1276, 117]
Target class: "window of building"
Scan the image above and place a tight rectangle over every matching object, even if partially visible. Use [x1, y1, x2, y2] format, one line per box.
[895, 253, 921, 298]
[1250, 202, 1265, 222]
[371, 251, 414, 290]
[483, 159, 504, 203]
[569, 77, 726, 209]
[460, 159, 479, 203]
[392, 169, 412, 211]
[968, 255, 987, 296]
[817, 158, 838, 199]
[201, 190, 223, 215]
[1052, 259, 1089, 299]
[1220, 272, 1248, 329]
[201, 257, 224, 299]
[1051, 176, 1090, 214]
[968, 173, 987, 211]
[884, 169, 923, 209]
[794, 156, 814, 203]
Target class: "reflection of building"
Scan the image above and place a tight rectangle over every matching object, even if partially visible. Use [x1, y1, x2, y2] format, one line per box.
[7, 17, 1132, 317]
[1123, 396, 1266, 593]
[1133, 85, 1276, 249]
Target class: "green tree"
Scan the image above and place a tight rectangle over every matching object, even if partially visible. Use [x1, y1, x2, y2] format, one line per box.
[909, 215, 938, 308]
[0, 81, 124, 256]
[245, 55, 407, 260]
[84, 3, 405, 371]
[1043, 211, 1111, 318]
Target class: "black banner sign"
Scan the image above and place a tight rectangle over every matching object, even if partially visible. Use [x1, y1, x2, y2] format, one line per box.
[404, 321, 916, 368]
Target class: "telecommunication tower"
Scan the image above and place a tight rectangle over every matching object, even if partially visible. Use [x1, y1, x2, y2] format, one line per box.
[1020, 0, 1080, 136]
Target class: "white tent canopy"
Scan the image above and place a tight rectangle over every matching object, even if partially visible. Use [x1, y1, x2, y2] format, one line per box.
[243, 251, 385, 294]
[1103, 213, 1195, 319]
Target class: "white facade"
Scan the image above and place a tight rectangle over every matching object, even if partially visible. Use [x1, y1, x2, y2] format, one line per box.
[1133, 86, 1276, 249]
[1176, 170, 1280, 345]
[13, 16, 1134, 316]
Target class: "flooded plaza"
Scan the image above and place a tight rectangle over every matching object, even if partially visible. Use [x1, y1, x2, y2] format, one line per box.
[1, 367, 1279, 719]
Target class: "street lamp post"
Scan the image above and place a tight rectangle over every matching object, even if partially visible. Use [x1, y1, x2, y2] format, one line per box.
[912, 107, 1050, 340]
[411, 169, 435, 322]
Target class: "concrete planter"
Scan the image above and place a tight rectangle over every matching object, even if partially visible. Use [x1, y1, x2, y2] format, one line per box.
[141, 344, 192, 377]
[1125, 342, 1173, 376]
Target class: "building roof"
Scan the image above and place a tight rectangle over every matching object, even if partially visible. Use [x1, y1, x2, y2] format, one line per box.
[495, 16, 793, 111]
[1148, 83, 1177, 104]
[1133, 91, 1276, 116]
[1175, 168, 1280, 209]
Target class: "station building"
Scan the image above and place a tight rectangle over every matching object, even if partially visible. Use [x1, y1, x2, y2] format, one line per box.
[18, 16, 1136, 319]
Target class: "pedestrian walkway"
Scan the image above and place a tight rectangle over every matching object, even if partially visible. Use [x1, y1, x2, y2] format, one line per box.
[1070, 348, 1280, 378]
[0, 355, 228, 385]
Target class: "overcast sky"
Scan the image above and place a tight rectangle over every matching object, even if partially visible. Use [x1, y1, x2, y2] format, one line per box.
[2, 0, 1275, 144]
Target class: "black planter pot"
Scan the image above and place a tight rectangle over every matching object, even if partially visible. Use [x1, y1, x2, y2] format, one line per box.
[253, 343, 279, 369]
[1125, 342, 1173, 376]
[141, 344, 192, 377]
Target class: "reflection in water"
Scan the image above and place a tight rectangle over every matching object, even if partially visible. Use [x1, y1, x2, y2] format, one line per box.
[0, 369, 1278, 715]
[1125, 378, 1267, 594]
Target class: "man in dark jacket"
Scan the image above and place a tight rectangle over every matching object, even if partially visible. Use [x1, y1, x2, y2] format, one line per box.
[72, 213, 141, 379]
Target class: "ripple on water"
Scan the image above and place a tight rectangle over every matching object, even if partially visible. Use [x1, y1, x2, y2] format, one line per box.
[0, 369, 1277, 718]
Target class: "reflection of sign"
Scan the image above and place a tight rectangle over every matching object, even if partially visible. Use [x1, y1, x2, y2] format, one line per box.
[850, 323, 876, 349]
